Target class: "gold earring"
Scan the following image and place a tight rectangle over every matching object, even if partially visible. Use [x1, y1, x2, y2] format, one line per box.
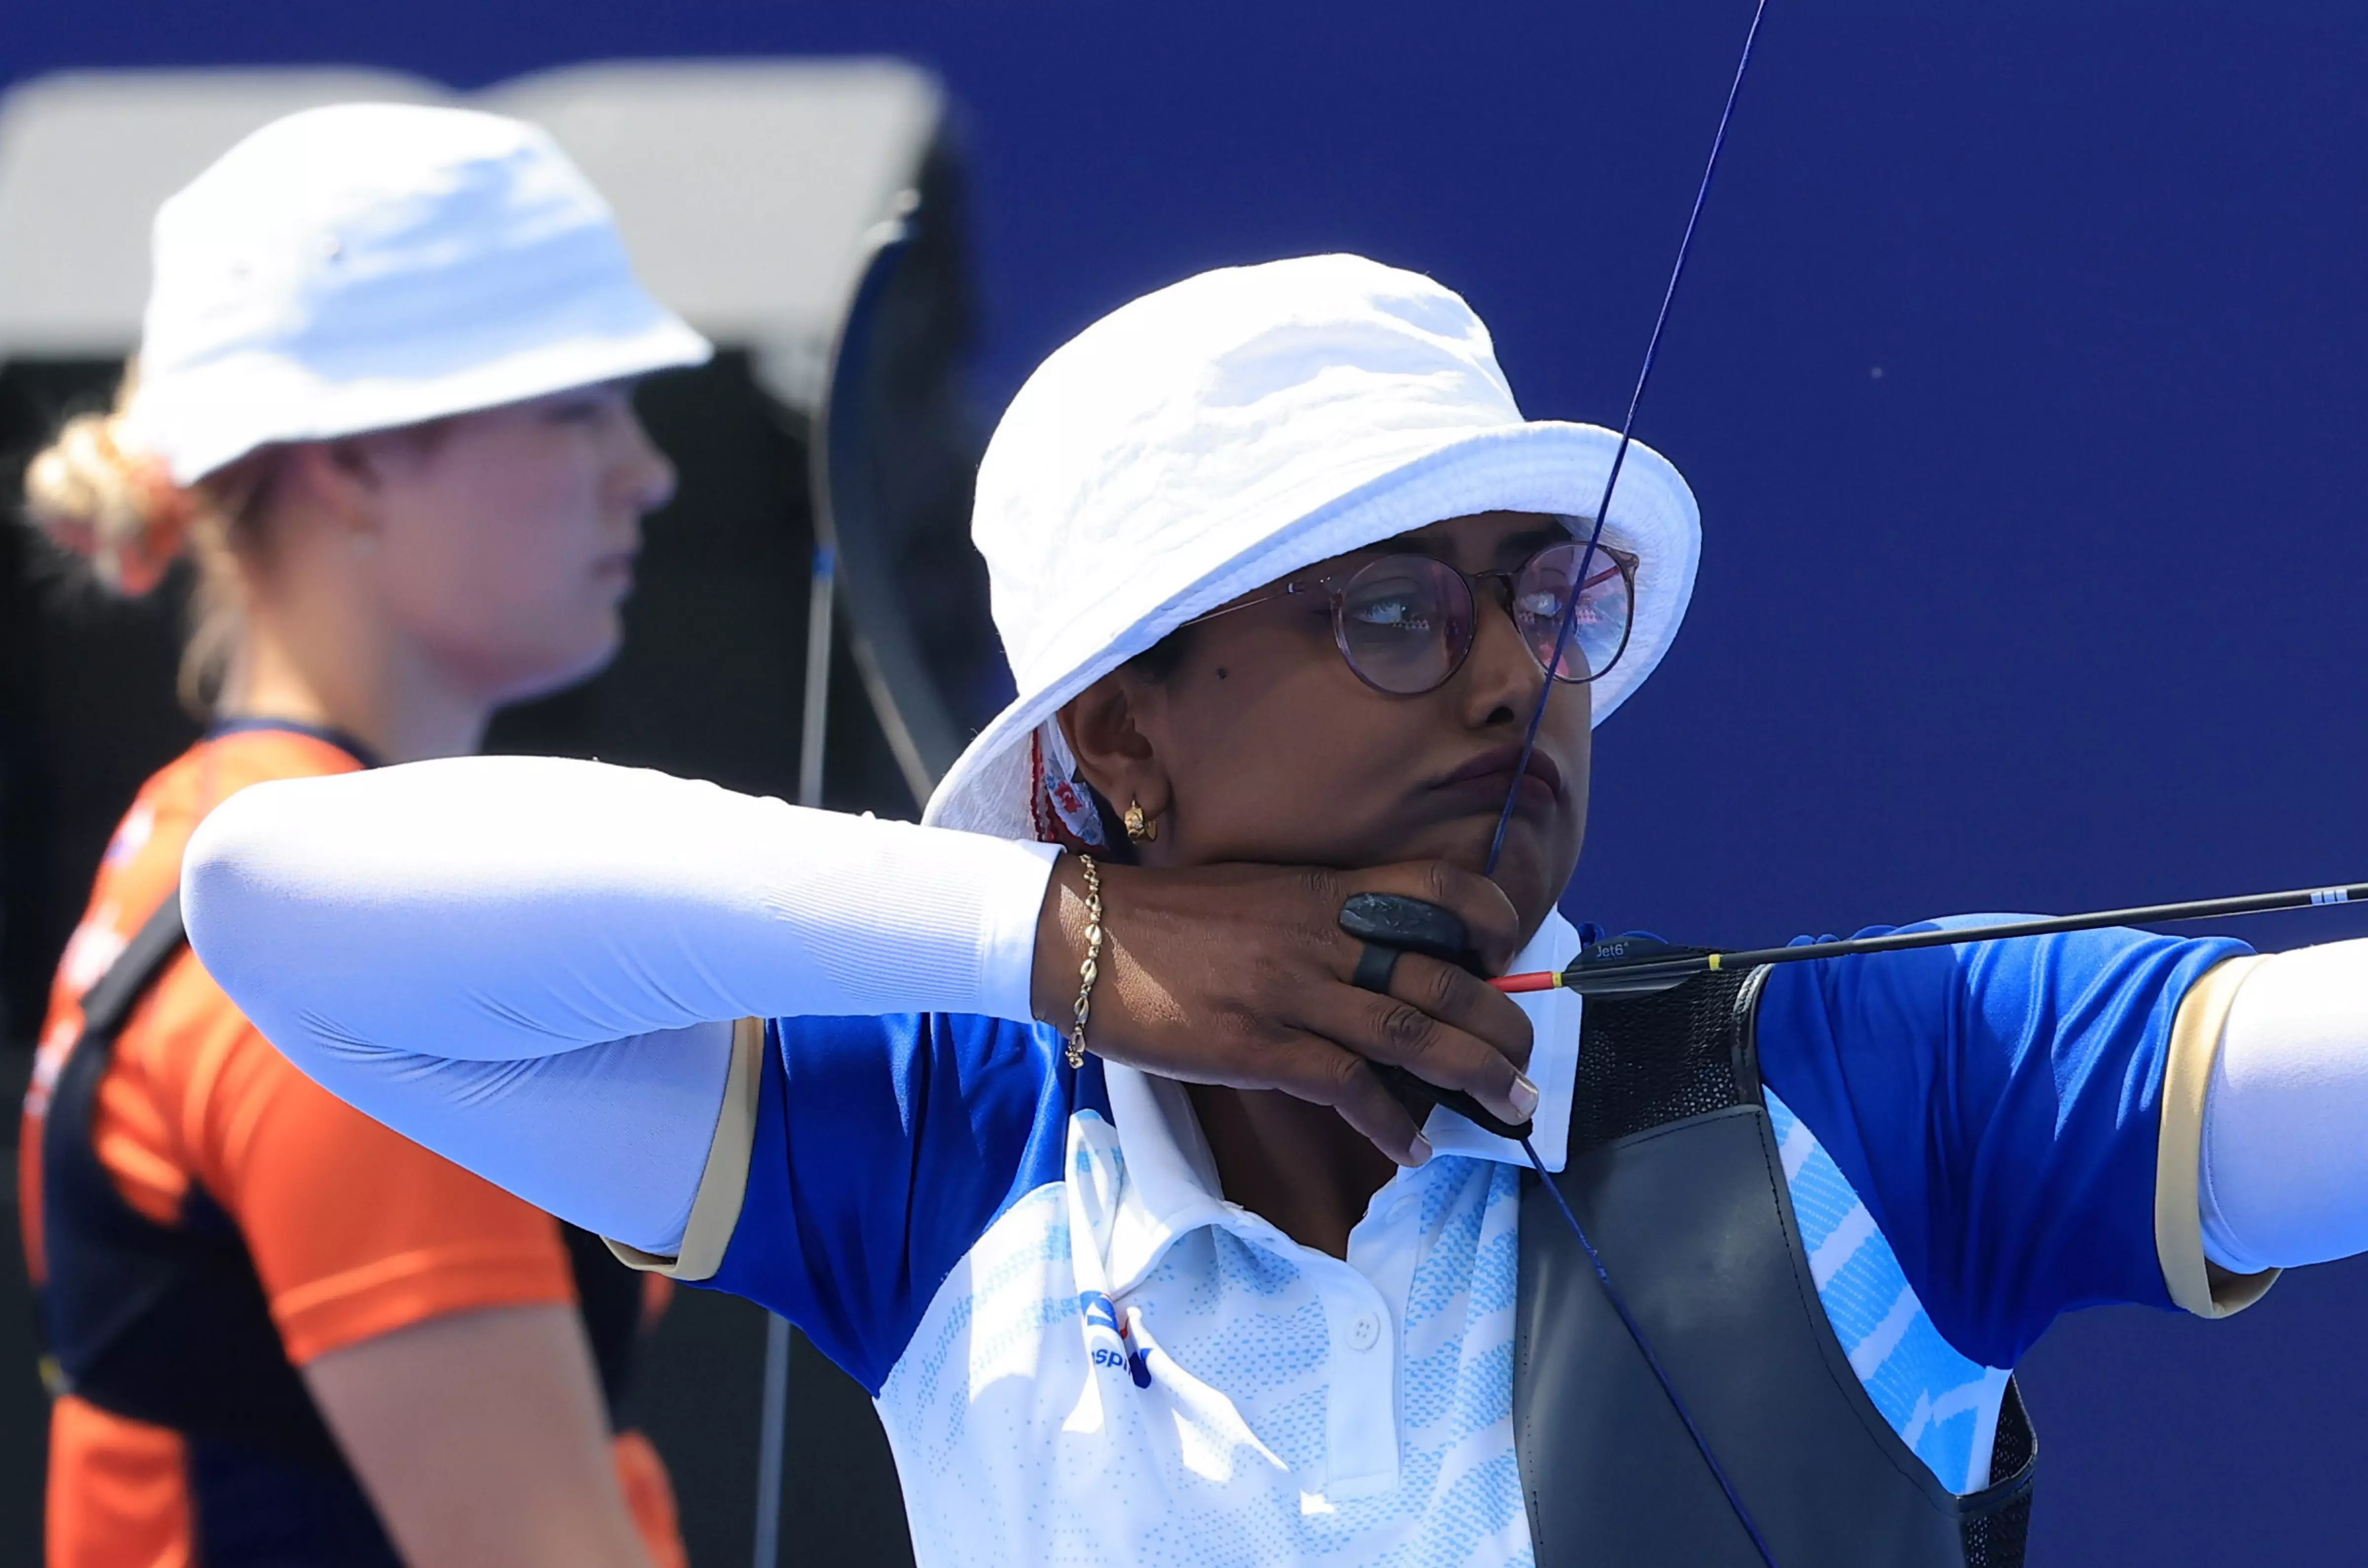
[1123, 799, 1158, 843]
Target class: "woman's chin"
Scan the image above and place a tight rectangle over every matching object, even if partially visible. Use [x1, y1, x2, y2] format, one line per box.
[1479, 833, 1581, 941]
[1369, 819, 1577, 948]
[487, 624, 624, 708]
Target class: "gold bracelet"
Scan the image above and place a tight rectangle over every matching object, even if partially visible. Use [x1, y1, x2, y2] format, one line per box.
[1067, 854, 1104, 1071]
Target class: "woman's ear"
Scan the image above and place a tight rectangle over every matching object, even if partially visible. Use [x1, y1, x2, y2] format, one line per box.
[1058, 669, 1174, 826]
[261, 442, 387, 562]
[279, 441, 383, 527]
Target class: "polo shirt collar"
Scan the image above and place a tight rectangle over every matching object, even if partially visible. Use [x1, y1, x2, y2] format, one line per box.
[1099, 910, 1585, 1293]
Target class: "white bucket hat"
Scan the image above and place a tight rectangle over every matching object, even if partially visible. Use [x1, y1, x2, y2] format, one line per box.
[924, 253, 1702, 840]
[120, 102, 712, 484]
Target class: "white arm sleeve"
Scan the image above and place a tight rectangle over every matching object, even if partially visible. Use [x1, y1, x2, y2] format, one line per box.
[2200, 937, 2368, 1273]
[182, 755, 1060, 1253]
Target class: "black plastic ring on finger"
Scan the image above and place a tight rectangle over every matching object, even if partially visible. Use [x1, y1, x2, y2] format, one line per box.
[1351, 942, 1402, 994]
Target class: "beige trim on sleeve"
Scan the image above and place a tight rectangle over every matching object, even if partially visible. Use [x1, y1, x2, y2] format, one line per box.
[605, 1016, 766, 1282]
[2155, 954, 2280, 1318]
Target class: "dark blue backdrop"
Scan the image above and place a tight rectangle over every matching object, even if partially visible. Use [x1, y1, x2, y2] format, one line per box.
[14, 1, 2368, 1559]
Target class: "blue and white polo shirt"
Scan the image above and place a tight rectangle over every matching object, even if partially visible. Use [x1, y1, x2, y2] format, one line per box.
[619, 912, 2261, 1566]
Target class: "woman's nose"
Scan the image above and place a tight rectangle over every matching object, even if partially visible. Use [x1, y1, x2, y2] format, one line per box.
[614, 408, 678, 515]
[1459, 577, 1547, 721]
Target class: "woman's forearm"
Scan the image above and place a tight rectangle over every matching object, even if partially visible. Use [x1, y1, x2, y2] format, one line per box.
[2203, 937, 2368, 1271]
[183, 754, 1061, 1062]
[181, 757, 1061, 1253]
[306, 1303, 659, 1568]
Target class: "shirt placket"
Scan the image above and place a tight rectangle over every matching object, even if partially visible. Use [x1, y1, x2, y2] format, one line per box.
[1321, 1169, 1426, 1499]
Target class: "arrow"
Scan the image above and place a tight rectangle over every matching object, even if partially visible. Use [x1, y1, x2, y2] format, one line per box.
[1493, 881, 2368, 996]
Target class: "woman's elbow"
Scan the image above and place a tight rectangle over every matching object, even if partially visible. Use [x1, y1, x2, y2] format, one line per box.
[184, 778, 311, 999]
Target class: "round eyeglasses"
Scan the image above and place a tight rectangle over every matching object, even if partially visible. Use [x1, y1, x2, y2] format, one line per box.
[1186, 539, 1638, 696]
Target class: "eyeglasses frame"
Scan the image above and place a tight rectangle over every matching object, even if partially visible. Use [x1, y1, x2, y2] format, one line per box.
[1181, 537, 1641, 697]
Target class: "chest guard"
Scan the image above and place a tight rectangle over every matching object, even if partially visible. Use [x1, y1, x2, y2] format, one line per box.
[1513, 967, 2036, 1568]
[40, 893, 651, 1565]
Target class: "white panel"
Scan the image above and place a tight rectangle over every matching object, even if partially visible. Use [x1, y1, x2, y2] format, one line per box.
[0, 70, 444, 355]
[488, 57, 941, 387]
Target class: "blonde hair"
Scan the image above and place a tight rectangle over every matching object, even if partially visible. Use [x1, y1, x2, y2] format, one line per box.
[23, 365, 280, 713]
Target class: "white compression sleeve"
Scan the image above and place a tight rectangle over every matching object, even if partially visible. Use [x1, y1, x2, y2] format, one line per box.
[182, 755, 1060, 1253]
[2200, 937, 2368, 1273]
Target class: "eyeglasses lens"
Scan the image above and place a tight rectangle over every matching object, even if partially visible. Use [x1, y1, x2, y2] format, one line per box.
[1516, 542, 1633, 684]
[1335, 556, 1474, 694]
[1331, 544, 1634, 694]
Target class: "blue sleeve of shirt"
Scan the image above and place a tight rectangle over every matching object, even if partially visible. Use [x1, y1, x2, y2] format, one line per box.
[1753, 918, 2249, 1369]
[697, 1011, 1096, 1395]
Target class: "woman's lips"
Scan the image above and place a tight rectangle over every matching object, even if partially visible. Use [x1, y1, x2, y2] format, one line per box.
[1430, 745, 1564, 814]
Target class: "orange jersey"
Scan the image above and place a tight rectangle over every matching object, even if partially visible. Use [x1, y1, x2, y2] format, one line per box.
[23, 725, 684, 1568]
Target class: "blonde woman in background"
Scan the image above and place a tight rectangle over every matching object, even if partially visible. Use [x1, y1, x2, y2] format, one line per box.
[19, 103, 706, 1568]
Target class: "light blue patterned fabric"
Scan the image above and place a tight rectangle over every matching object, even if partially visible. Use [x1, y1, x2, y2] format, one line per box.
[1764, 1088, 2008, 1492]
[875, 1108, 1543, 1567]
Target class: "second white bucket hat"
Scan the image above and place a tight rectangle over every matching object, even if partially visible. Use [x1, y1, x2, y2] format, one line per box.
[925, 252, 1702, 841]
[122, 101, 712, 484]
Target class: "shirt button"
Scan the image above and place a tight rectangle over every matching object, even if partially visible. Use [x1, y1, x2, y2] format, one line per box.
[1345, 1312, 1381, 1352]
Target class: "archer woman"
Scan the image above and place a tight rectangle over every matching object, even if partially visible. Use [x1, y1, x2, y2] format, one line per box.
[22, 104, 704, 1567]
[180, 254, 2368, 1567]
